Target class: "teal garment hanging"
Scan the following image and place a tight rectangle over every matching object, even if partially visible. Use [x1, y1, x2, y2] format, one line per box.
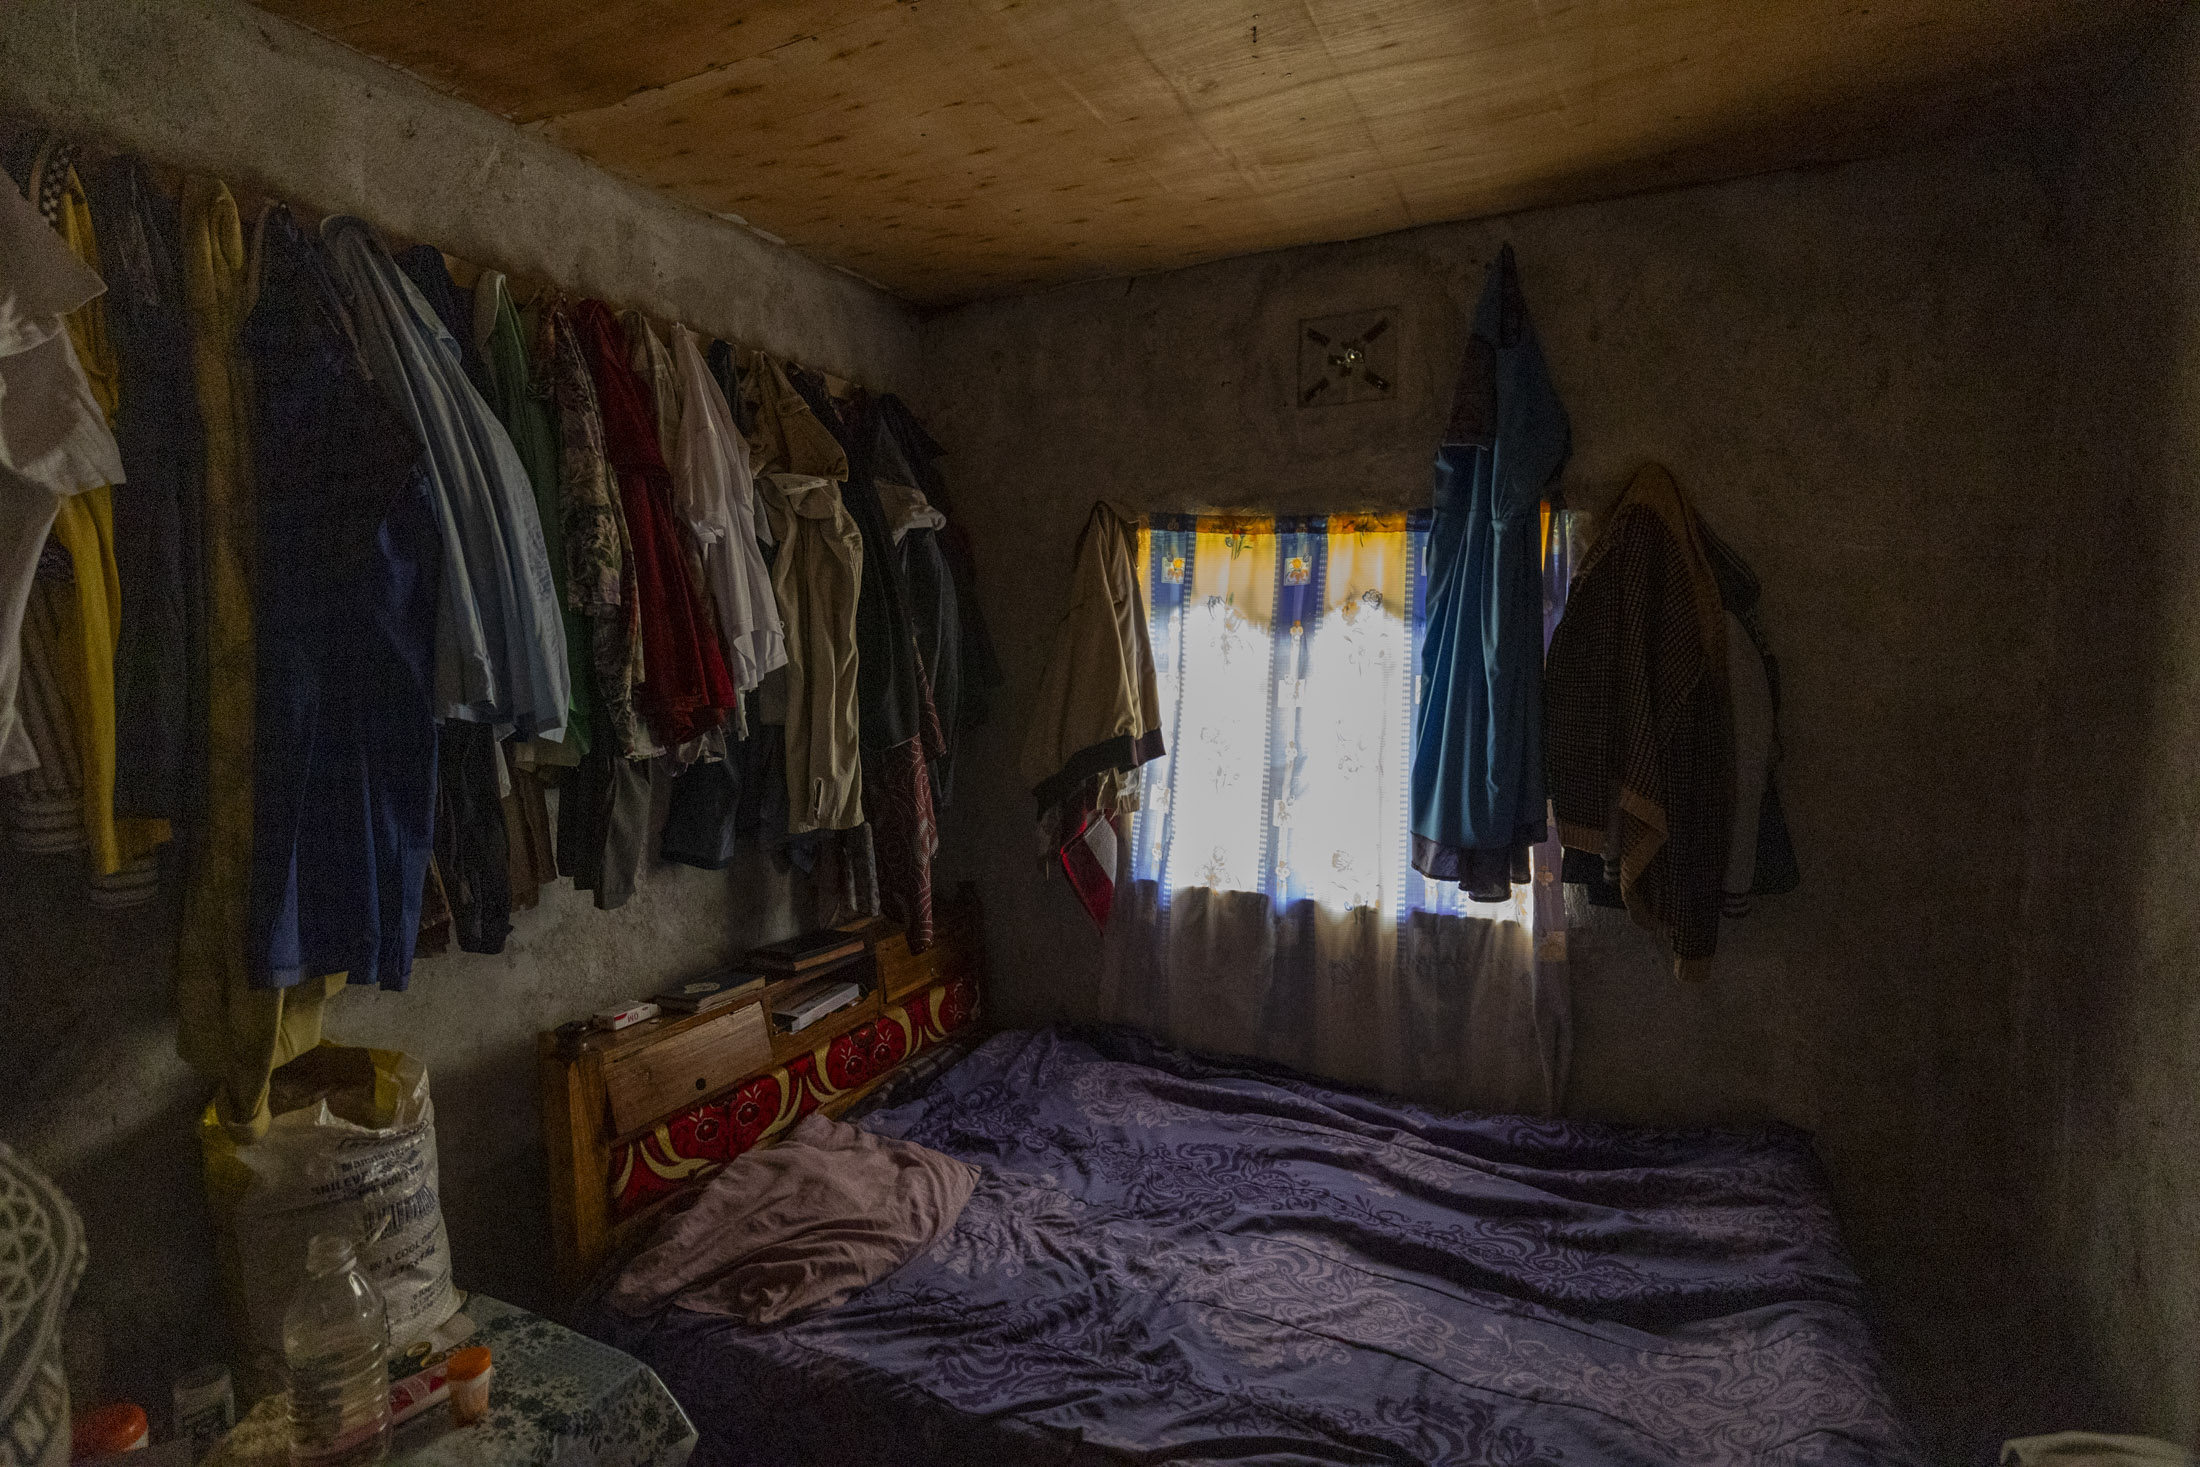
[1408, 244, 1571, 897]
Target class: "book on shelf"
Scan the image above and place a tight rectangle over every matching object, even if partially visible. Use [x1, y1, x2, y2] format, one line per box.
[771, 978, 864, 1033]
[745, 928, 865, 973]
[653, 972, 766, 1014]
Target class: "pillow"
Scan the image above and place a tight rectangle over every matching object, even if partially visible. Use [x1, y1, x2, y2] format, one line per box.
[606, 1112, 978, 1325]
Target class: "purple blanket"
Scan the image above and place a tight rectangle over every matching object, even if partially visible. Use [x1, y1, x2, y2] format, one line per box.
[592, 1027, 1922, 1465]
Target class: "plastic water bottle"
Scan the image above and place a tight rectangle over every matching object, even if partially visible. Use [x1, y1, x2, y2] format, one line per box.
[283, 1234, 392, 1467]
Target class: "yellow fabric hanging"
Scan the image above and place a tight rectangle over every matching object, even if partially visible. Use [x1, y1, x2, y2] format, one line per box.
[173, 178, 335, 1139]
[26, 155, 170, 880]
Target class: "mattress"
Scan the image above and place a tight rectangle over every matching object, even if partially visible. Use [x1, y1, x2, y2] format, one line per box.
[591, 1027, 1923, 1466]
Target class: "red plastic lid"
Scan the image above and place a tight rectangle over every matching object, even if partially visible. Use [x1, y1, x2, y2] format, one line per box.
[73, 1403, 149, 1457]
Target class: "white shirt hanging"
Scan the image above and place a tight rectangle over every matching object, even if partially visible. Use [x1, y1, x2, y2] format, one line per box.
[670, 324, 787, 695]
[0, 179, 125, 777]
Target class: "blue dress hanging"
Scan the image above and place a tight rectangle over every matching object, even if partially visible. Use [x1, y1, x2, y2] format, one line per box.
[1409, 244, 1571, 899]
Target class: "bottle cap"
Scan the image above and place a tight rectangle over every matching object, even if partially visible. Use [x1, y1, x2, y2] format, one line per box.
[304, 1234, 356, 1276]
[445, 1347, 491, 1382]
[72, 1402, 149, 1457]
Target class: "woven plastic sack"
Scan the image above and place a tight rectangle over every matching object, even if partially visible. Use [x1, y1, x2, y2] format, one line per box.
[201, 1045, 457, 1391]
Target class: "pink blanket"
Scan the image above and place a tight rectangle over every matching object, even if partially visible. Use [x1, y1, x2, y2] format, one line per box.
[607, 1113, 978, 1325]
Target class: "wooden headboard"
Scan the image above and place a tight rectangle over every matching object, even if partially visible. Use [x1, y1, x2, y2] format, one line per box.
[537, 885, 986, 1297]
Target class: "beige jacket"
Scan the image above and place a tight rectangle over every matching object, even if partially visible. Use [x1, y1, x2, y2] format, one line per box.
[757, 471, 864, 832]
[746, 352, 848, 484]
[1019, 501, 1163, 813]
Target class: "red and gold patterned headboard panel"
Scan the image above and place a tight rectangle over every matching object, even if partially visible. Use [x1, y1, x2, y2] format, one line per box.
[538, 885, 985, 1296]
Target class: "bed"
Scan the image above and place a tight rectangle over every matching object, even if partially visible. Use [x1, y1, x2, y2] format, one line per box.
[568, 989, 1924, 1466]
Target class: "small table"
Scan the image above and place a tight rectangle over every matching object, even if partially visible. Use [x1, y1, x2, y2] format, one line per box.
[211, 1297, 696, 1467]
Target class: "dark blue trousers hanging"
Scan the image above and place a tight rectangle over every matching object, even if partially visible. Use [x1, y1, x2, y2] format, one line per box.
[244, 209, 440, 991]
[87, 157, 205, 832]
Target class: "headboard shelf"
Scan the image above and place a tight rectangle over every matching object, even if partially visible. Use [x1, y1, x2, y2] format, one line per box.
[538, 886, 987, 1298]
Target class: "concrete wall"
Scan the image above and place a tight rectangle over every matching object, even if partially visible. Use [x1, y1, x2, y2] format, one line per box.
[916, 124, 2120, 1453]
[2014, 11, 2200, 1441]
[0, 0, 917, 1412]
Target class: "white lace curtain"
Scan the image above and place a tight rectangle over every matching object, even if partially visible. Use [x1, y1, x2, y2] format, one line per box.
[1098, 513, 1574, 1115]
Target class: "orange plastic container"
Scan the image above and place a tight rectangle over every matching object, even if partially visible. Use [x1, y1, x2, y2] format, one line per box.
[445, 1347, 493, 1427]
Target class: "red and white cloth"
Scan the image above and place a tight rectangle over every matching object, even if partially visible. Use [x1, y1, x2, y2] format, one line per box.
[1055, 787, 1120, 929]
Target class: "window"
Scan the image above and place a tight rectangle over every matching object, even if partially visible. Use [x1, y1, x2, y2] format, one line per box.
[1127, 511, 1572, 929]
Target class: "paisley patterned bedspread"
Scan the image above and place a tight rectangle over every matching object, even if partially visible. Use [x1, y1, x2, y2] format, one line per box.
[591, 1028, 1923, 1466]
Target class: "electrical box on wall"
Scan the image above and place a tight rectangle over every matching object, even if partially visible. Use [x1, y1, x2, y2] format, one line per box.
[1297, 308, 1398, 408]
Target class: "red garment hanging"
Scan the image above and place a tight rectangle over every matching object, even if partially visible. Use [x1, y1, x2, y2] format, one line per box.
[575, 302, 736, 747]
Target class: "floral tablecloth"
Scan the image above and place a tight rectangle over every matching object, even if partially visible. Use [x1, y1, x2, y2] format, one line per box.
[212, 1296, 695, 1467]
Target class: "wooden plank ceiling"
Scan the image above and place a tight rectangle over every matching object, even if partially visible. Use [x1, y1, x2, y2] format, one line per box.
[254, 0, 2166, 305]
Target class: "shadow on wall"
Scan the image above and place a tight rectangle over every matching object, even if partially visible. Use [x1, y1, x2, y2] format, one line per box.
[2010, 21, 2200, 1442]
[0, 862, 230, 1409]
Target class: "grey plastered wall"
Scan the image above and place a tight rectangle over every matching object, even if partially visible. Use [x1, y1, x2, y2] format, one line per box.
[916, 121, 2157, 1451]
[0, 0, 917, 1410]
[2014, 8, 2200, 1443]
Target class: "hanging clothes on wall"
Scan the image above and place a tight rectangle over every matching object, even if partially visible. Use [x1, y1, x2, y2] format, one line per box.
[622, 312, 682, 462]
[560, 745, 659, 910]
[1020, 500, 1164, 823]
[838, 397, 924, 754]
[432, 720, 512, 951]
[242, 206, 439, 992]
[654, 322, 785, 876]
[543, 302, 654, 912]
[1409, 243, 1570, 902]
[776, 365, 902, 924]
[2, 140, 169, 903]
[323, 216, 570, 743]
[1564, 524, 1803, 922]
[789, 817, 879, 928]
[627, 311, 726, 756]
[832, 395, 943, 947]
[881, 398, 988, 893]
[1545, 463, 1735, 979]
[472, 271, 587, 761]
[676, 344, 789, 862]
[576, 301, 735, 750]
[504, 762, 558, 909]
[668, 325, 783, 696]
[706, 339, 755, 439]
[0, 165, 125, 804]
[85, 157, 204, 839]
[174, 177, 337, 1139]
[881, 473, 961, 818]
[874, 393, 1000, 794]
[746, 353, 863, 835]
[659, 755, 741, 871]
[544, 303, 648, 760]
[746, 351, 848, 485]
[753, 467, 864, 835]
[393, 245, 490, 395]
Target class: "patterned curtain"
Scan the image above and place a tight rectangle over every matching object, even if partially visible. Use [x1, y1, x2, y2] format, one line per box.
[1100, 511, 1579, 1114]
